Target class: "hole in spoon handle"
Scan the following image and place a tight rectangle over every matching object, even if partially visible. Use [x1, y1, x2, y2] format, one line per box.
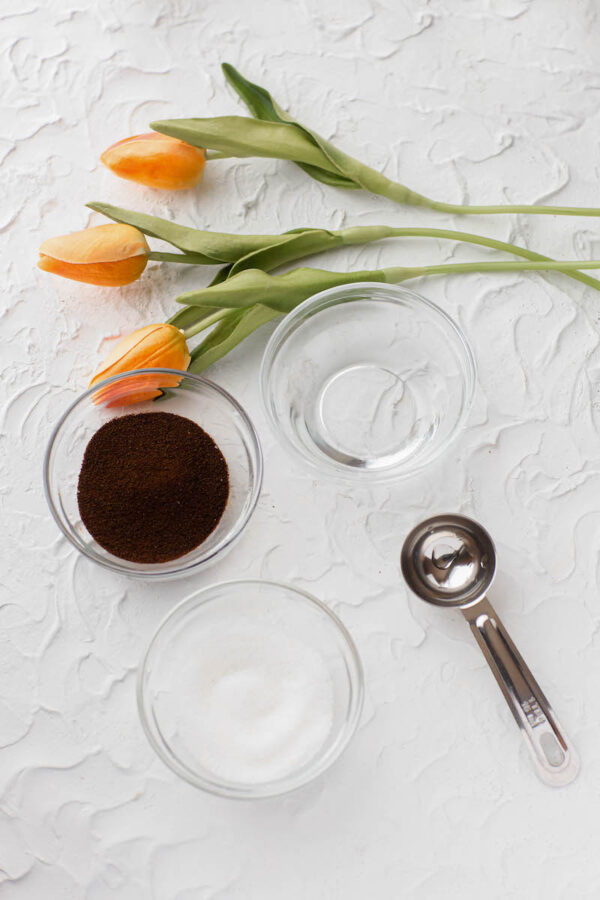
[462, 597, 579, 787]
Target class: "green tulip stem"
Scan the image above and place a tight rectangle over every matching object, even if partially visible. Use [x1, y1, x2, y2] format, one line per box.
[181, 309, 229, 338]
[387, 259, 600, 281]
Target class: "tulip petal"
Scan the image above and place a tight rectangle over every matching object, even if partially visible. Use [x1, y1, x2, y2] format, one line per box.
[91, 378, 164, 408]
[101, 133, 206, 190]
[38, 253, 148, 286]
[89, 324, 191, 407]
[39, 224, 149, 264]
[38, 223, 149, 286]
[89, 324, 166, 384]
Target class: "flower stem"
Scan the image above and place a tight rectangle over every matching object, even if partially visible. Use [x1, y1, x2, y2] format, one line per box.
[427, 201, 600, 217]
[182, 308, 230, 338]
[365, 174, 600, 217]
[205, 150, 230, 161]
[151, 222, 600, 293]
[384, 259, 600, 282]
[336, 226, 600, 292]
[166, 307, 230, 339]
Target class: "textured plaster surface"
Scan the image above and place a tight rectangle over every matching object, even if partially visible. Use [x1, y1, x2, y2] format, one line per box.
[2, 0, 600, 897]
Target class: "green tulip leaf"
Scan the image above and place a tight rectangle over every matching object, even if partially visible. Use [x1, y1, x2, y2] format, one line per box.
[178, 266, 388, 312]
[179, 259, 600, 316]
[188, 304, 280, 373]
[151, 116, 345, 177]
[221, 63, 360, 190]
[87, 202, 274, 261]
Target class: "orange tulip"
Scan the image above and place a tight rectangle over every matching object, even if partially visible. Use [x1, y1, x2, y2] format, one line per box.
[89, 323, 191, 407]
[101, 133, 206, 190]
[38, 224, 149, 286]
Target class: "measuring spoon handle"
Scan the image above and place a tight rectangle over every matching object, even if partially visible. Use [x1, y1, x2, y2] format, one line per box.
[461, 596, 579, 786]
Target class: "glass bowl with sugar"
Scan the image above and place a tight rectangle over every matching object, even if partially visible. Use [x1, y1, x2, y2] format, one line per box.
[137, 580, 364, 798]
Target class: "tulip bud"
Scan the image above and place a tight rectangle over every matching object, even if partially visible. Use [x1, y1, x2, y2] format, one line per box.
[89, 323, 191, 407]
[101, 133, 206, 190]
[38, 224, 149, 286]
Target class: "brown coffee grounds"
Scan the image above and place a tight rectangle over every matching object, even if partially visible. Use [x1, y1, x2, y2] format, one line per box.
[77, 412, 229, 564]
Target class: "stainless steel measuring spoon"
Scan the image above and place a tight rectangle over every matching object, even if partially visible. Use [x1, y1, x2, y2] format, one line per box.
[401, 513, 579, 786]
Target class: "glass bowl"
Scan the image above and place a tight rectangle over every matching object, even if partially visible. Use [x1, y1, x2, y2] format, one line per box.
[44, 369, 263, 579]
[137, 580, 364, 798]
[261, 283, 476, 481]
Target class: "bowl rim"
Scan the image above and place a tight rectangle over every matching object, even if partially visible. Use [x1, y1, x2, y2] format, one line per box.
[260, 281, 477, 482]
[137, 578, 365, 799]
[43, 368, 263, 579]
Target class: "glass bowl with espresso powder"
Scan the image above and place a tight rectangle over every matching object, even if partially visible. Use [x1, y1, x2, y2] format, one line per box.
[44, 369, 262, 578]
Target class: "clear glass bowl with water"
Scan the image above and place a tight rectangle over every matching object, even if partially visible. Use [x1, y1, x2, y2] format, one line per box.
[260, 283, 476, 481]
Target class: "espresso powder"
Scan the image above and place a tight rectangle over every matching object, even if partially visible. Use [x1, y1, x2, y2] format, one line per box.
[77, 412, 229, 564]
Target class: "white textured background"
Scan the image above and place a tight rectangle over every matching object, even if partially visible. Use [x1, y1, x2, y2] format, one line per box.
[3, 0, 600, 897]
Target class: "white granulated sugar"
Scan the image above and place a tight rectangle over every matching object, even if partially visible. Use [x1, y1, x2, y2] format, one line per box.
[165, 624, 335, 784]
